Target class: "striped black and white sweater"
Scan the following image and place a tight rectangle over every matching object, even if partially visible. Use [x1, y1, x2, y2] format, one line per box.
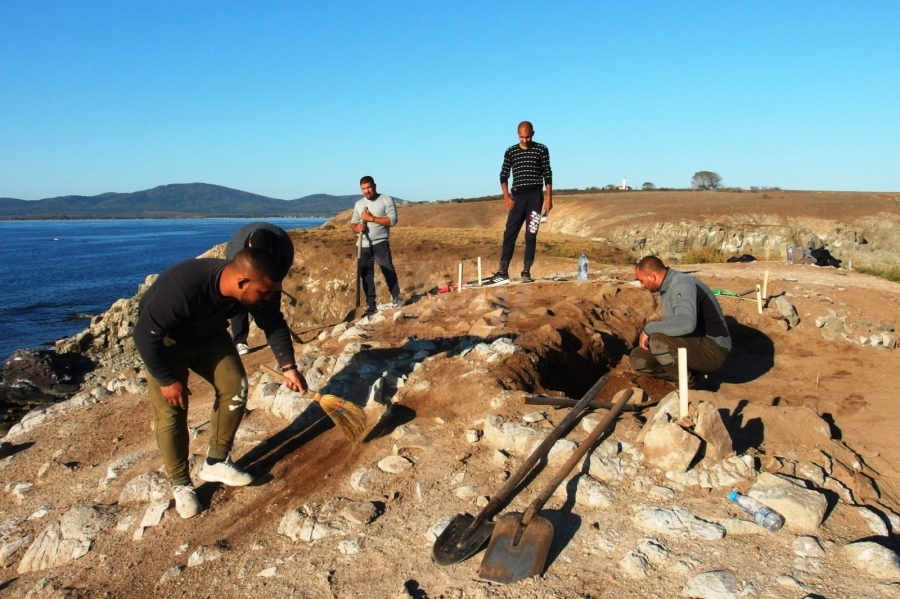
[499, 142, 552, 194]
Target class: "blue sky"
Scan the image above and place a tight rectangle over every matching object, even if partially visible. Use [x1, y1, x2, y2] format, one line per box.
[2, 1, 898, 201]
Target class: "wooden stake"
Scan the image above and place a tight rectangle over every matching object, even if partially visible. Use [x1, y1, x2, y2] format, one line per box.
[762, 270, 769, 301]
[678, 347, 689, 419]
[477, 257, 482, 285]
[458, 263, 463, 292]
[756, 284, 763, 314]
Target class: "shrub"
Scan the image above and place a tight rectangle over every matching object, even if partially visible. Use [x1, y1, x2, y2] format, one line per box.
[680, 246, 729, 264]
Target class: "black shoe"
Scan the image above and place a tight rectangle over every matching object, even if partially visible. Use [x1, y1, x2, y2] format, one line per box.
[363, 307, 378, 318]
[482, 271, 510, 286]
[520, 270, 533, 283]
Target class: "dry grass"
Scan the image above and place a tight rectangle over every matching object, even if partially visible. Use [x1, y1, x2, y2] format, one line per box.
[858, 265, 900, 283]
[680, 246, 730, 264]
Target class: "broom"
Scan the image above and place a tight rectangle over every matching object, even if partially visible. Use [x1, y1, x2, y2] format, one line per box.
[259, 364, 367, 441]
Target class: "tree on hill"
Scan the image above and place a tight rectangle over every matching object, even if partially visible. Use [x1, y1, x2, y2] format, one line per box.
[691, 171, 723, 190]
[642, 182, 656, 190]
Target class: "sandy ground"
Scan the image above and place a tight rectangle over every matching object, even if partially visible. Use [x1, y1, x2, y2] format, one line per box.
[1, 194, 899, 598]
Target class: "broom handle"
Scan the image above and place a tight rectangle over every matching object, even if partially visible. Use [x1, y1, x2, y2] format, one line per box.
[462, 374, 610, 534]
[520, 388, 634, 526]
[259, 364, 320, 400]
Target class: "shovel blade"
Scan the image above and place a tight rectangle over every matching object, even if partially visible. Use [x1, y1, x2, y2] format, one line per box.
[432, 513, 495, 566]
[478, 512, 554, 584]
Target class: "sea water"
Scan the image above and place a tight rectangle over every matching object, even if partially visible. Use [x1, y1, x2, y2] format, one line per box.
[0, 218, 325, 363]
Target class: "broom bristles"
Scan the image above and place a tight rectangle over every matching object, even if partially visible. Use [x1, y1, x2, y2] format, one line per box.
[315, 394, 367, 440]
[259, 365, 367, 440]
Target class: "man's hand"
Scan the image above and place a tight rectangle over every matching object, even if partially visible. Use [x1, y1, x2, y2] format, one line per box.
[161, 381, 190, 409]
[361, 207, 372, 222]
[351, 223, 365, 233]
[281, 368, 308, 394]
[503, 193, 515, 210]
[639, 330, 650, 351]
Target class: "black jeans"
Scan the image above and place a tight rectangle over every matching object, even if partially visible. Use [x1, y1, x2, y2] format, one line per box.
[360, 241, 401, 309]
[500, 188, 543, 272]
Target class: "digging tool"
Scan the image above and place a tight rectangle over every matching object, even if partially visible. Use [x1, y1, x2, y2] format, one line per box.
[344, 229, 364, 322]
[478, 387, 634, 583]
[259, 365, 367, 441]
[432, 375, 610, 567]
[521, 394, 649, 411]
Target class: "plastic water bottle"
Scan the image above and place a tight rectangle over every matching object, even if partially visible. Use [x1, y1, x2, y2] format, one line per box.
[577, 253, 588, 281]
[728, 491, 784, 532]
[787, 244, 794, 264]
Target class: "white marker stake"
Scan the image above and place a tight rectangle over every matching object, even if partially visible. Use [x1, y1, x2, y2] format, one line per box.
[458, 263, 463, 292]
[762, 270, 769, 301]
[477, 257, 482, 285]
[756, 284, 763, 314]
[678, 347, 689, 419]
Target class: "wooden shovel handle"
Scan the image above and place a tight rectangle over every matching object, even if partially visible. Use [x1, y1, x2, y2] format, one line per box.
[527, 388, 634, 513]
[463, 374, 610, 535]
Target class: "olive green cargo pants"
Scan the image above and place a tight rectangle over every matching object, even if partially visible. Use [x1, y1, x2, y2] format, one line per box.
[146, 330, 248, 487]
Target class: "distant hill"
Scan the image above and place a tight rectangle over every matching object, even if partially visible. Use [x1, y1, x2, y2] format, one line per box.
[0, 184, 370, 219]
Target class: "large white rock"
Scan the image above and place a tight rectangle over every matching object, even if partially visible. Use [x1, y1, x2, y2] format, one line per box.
[482, 414, 547, 455]
[748, 472, 827, 533]
[693, 402, 733, 461]
[118, 471, 170, 504]
[5, 407, 50, 439]
[349, 467, 376, 492]
[100, 452, 152, 488]
[643, 423, 701, 473]
[636, 391, 680, 443]
[681, 570, 741, 599]
[18, 504, 111, 573]
[278, 510, 342, 543]
[565, 474, 615, 507]
[271, 386, 315, 421]
[633, 507, 725, 540]
[377, 456, 413, 474]
[844, 541, 900, 581]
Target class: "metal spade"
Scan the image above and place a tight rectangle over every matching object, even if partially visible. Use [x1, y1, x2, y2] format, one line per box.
[432, 375, 610, 566]
[478, 388, 634, 583]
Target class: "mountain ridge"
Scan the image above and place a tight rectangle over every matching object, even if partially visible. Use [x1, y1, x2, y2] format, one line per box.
[0, 183, 376, 219]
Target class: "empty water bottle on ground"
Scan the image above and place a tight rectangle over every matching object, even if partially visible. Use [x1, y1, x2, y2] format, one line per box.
[728, 491, 784, 532]
[577, 253, 588, 281]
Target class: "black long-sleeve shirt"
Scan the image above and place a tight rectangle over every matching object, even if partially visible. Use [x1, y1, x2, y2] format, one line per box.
[499, 142, 552, 194]
[133, 258, 295, 386]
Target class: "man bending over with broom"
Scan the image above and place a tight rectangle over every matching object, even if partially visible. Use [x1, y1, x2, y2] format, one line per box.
[134, 248, 307, 519]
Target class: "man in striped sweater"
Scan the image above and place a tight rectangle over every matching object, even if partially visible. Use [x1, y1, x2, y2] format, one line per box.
[483, 121, 553, 285]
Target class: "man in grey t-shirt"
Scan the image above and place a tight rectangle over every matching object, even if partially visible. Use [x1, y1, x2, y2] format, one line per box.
[349, 176, 403, 316]
[629, 256, 731, 389]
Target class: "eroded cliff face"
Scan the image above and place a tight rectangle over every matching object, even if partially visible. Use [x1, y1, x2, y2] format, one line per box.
[552, 212, 900, 266]
[388, 190, 900, 267]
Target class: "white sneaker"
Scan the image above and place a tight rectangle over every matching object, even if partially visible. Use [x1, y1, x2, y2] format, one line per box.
[172, 484, 201, 519]
[236, 343, 250, 355]
[199, 457, 254, 486]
